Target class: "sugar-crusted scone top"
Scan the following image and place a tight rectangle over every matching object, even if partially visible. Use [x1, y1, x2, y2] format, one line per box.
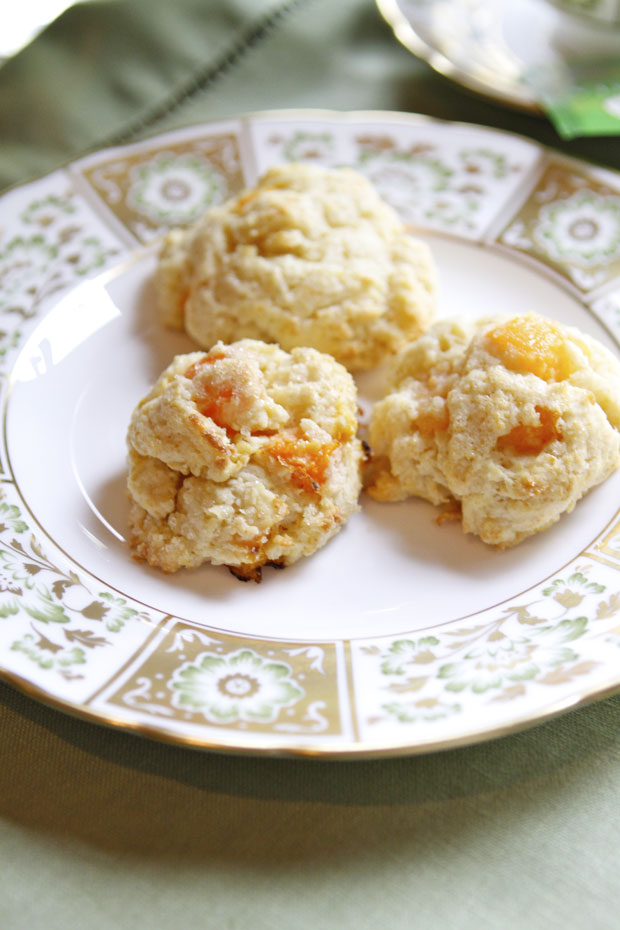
[127, 339, 364, 580]
[157, 163, 437, 371]
[367, 313, 620, 548]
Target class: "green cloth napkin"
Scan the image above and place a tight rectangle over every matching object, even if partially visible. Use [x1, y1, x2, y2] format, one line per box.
[2, 2, 620, 928]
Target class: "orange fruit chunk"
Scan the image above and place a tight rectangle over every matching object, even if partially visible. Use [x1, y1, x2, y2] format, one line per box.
[192, 382, 237, 429]
[268, 432, 339, 494]
[185, 353, 239, 432]
[497, 406, 562, 455]
[184, 352, 226, 381]
[485, 316, 574, 382]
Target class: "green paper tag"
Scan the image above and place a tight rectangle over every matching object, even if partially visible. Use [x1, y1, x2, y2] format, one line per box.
[526, 60, 620, 139]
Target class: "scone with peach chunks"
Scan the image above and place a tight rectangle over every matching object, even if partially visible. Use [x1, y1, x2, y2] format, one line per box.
[156, 162, 437, 372]
[366, 312, 620, 547]
[127, 339, 364, 580]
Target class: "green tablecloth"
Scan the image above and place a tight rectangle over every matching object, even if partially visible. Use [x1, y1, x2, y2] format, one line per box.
[2, 2, 620, 926]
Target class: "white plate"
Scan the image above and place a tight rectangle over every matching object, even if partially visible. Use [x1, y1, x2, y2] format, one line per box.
[3, 109, 620, 757]
[377, 0, 620, 113]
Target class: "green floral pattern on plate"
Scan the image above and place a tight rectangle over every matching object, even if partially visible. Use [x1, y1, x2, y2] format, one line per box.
[534, 190, 620, 265]
[0, 489, 153, 683]
[354, 568, 620, 734]
[500, 161, 620, 292]
[0, 191, 120, 320]
[170, 648, 304, 724]
[126, 152, 228, 225]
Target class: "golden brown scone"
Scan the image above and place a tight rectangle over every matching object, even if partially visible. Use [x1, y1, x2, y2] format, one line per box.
[156, 163, 437, 372]
[366, 312, 620, 547]
[126, 339, 364, 579]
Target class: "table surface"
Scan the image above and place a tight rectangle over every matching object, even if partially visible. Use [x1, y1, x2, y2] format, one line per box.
[2, 1, 620, 927]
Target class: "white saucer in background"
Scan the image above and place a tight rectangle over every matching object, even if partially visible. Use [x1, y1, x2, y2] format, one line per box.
[377, 0, 620, 113]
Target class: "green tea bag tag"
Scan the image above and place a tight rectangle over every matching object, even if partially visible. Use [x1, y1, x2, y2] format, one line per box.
[526, 59, 620, 139]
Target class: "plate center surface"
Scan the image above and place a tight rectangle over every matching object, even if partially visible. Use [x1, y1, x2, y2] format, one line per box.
[7, 236, 620, 640]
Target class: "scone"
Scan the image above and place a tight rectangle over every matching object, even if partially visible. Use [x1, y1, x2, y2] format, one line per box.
[156, 162, 437, 371]
[126, 339, 364, 580]
[366, 312, 620, 547]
